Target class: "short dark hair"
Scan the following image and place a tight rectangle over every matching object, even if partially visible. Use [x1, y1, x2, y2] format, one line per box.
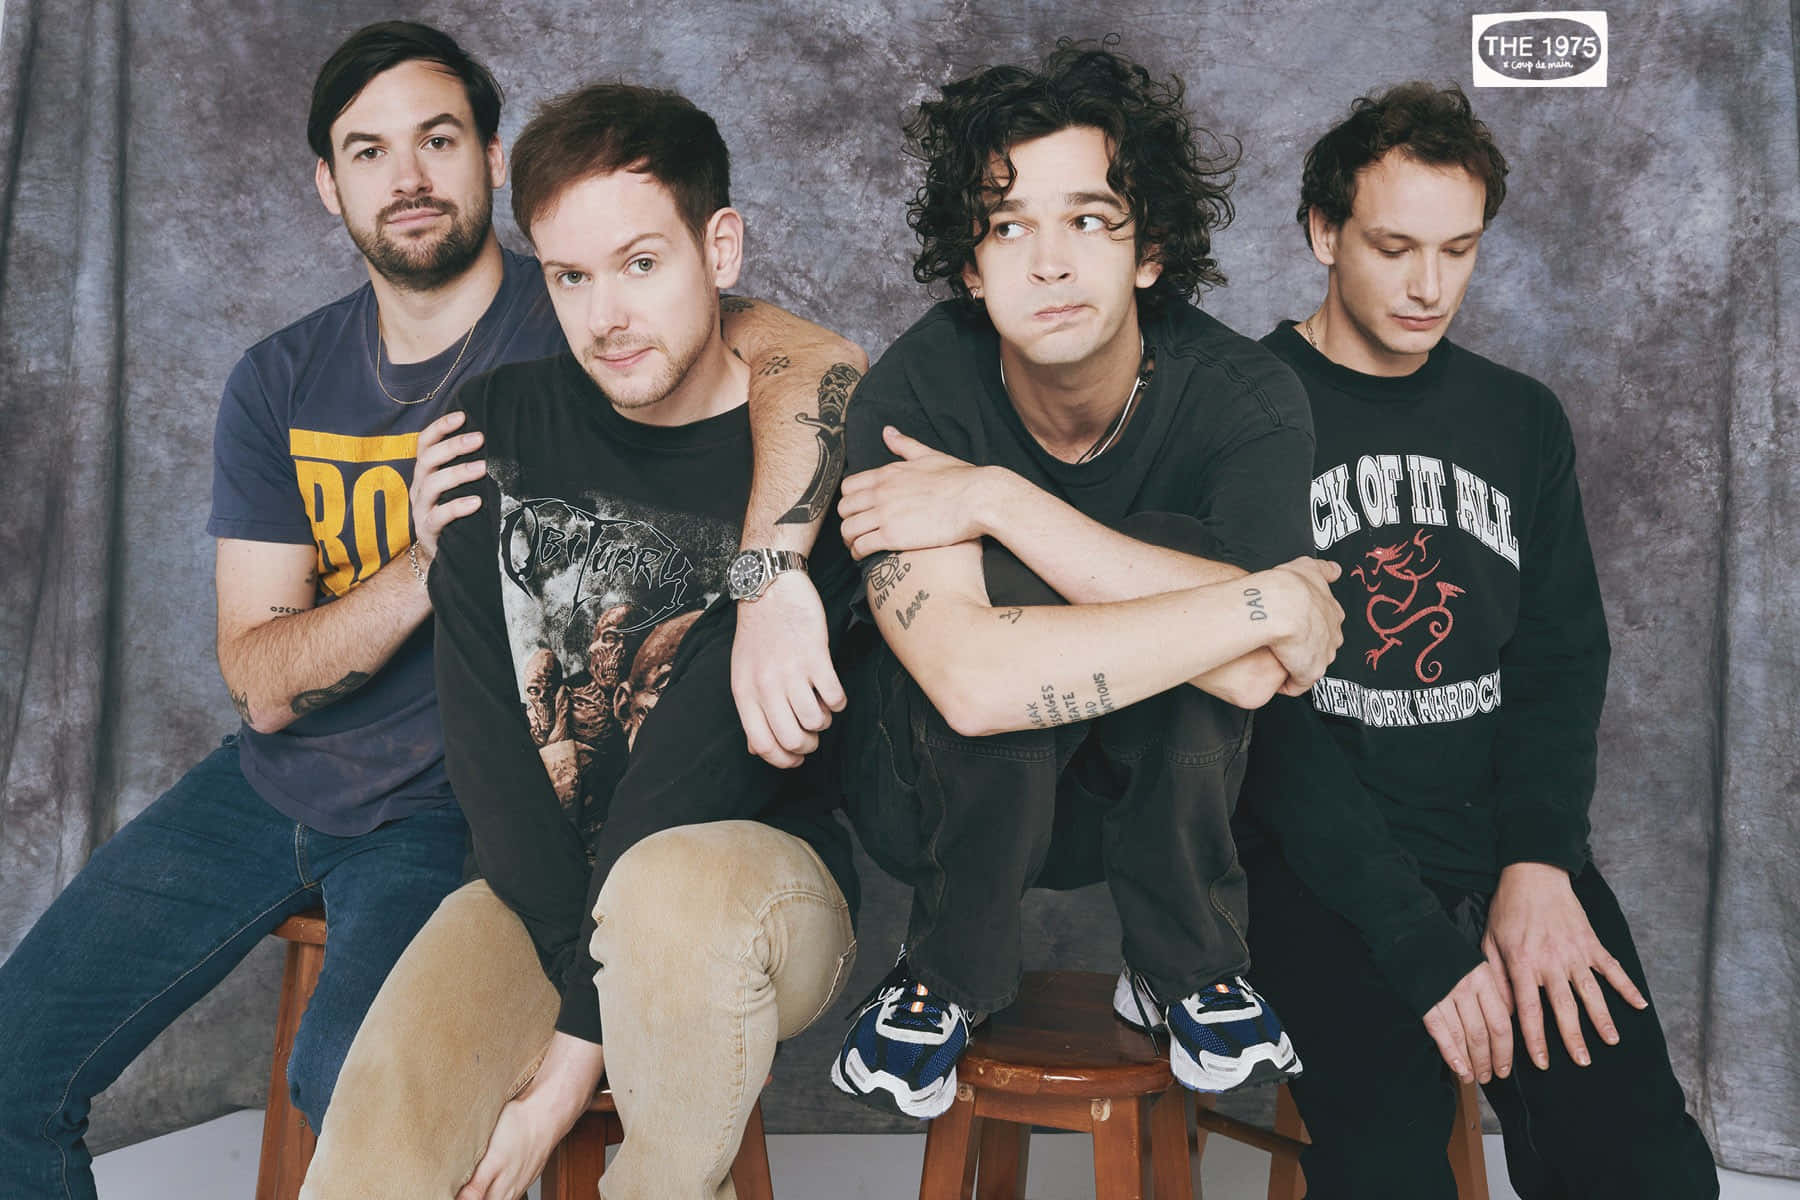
[510, 84, 730, 243]
[904, 39, 1238, 314]
[307, 22, 503, 167]
[1297, 82, 1508, 246]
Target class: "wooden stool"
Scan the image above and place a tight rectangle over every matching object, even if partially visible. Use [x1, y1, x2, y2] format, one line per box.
[1194, 1077, 1489, 1199]
[253, 909, 776, 1200]
[543, 1092, 774, 1200]
[255, 910, 327, 1200]
[919, 970, 1195, 1199]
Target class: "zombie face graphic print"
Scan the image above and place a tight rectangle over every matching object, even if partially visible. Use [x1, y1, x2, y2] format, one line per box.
[493, 467, 737, 841]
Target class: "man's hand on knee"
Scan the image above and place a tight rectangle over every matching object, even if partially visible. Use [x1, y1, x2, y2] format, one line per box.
[1423, 961, 1514, 1084]
[1481, 862, 1649, 1070]
[457, 1033, 605, 1200]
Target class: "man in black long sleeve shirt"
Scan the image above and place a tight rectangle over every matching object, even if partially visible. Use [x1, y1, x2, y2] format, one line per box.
[1237, 83, 1718, 1197]
[302, 84, 863, 1200]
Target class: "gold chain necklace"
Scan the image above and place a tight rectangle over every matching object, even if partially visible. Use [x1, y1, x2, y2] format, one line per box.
[371, 315, 477, 406]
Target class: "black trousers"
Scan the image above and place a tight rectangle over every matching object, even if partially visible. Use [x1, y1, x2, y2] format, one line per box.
[1246, 851, 1719, 1199]
[841, 514, 1255, 1016]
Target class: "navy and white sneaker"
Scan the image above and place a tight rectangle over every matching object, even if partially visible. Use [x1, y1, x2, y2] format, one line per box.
[830, 952, 971, 1119]
[1113, 966, 1302, 1092]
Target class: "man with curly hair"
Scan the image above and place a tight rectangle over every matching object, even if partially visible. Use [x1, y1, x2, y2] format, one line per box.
[828, 43, 1346, 1118]
[1237, 82, 1718, 1195]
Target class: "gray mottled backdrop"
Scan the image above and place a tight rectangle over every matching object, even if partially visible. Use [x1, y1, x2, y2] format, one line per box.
[2, 0, 1796, 1178]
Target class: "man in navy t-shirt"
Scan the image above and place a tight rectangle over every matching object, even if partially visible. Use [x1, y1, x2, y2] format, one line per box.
[0, 23, 860, 1195]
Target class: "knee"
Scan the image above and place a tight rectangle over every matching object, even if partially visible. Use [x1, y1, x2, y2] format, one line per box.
[593, 825, 758, 957]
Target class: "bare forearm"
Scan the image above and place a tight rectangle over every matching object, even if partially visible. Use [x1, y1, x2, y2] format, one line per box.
[218, 556, 430, 733]
[886, 576, 1277, 737]
[976, 470, 1245, 603]
[722, 297, 866, 552]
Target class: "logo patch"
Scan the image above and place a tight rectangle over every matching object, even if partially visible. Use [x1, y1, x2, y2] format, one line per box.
[1472, 11, 1607, 87]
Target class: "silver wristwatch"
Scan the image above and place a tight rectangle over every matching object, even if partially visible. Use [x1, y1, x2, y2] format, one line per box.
[726, 548, 808, 601]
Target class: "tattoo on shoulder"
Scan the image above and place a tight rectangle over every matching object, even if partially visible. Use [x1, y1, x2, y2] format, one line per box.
[758, 355, 791, 377]
[1024, 672, 1117, 729]
[720, 296, 755, 313]
[868, 552, 912, 611]
[776, 361, 861, 526]
[290, 671, 371, 718]
[230, 688, 252, 724]
[996, 607, 1023, 624]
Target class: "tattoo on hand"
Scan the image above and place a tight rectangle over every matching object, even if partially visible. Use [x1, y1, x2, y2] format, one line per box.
[896, 589, 930, 630]
[1244, 586, 1268, 622]
[720, 296, 754, 313]
[1024, 672, 1117, 728]
[268, 605, 303, 615]
[758, 355, 791, 377]
[996, 607, 1023, 624]
[868, 552, 911, 611]
[230, 689, 252, 724]
[776, 362, 859, 526]
[290, 671, 371, 718]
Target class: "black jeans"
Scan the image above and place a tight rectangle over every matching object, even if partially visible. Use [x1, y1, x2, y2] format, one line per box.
[1246, 851, 1719, 1199]
[842, 514, 1255, 1016]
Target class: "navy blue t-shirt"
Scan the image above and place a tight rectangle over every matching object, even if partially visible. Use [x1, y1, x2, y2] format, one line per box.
[207, 247, 564, 835]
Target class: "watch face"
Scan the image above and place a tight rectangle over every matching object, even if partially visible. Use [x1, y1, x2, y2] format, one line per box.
[728, 552, 767, 598]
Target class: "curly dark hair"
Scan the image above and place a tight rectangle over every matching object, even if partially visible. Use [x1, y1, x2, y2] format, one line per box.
[1298, 82, 1508, 246]
[905, 39, 1238, 314]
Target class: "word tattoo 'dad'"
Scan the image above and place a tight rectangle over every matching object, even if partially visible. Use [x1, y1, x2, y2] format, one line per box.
[1026, 672, 1118, 728]
[868, 553, 911, 611]
[777, 361, 860, 526]
[1244, 586, 1269, 621]
[290, 671, 372, 718]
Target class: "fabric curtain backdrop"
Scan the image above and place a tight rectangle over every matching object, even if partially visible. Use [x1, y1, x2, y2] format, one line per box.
[2, 0, 1794, 1174]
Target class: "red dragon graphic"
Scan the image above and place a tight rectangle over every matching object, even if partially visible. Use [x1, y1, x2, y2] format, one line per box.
[1350, 530, 1465, 683]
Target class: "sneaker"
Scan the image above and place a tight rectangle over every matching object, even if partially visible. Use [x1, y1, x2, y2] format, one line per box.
[1113, 966, 1302, 1092]
[830, 952, 971, 1119]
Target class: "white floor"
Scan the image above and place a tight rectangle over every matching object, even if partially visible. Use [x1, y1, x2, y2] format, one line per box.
[90, 1108, 1800, 1199]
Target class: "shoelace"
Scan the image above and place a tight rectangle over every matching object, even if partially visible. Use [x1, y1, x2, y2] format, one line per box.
[1124, 966, 1165, 1052]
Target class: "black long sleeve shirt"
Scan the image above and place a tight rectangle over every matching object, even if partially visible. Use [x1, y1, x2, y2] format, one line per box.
[1238, 323, 1610, 1015]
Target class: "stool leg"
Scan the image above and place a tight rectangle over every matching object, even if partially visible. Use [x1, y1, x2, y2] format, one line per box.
[1148, 1087, 1194, 1200]
[542, 1109, 619, 1200]
[920, 1083, 980, 1200]
[255, 939, 325, 1200]
[1266, 1085, 1306, 1200]
[1448, 1081, 1490, 1200]
[1090, 1096, 1148, 1200]
[728, 1098, 774, 1200]
[975, 1119, 1029, 1199]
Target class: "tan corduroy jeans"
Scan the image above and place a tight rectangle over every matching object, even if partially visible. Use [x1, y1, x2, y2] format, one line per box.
[301, 820, 856, 1200]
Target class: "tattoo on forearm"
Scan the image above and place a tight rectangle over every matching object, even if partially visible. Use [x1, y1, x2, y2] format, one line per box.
[268, 605, 304, 616]
[896, 589, 930, 630]
[719, 296, 754, 313]
[758, 355, 791, 377]
[868, 552, 911, 611]
[230, 688, 252, 724]
[1244, 586, 1269, 621]
[290, 671, 371, 718]
[996, 607, 1023, 624]
[776, 361, 859, 526]
[1024, 672, 1118, 728]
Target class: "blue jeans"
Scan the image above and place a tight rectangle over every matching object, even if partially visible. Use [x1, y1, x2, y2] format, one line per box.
[0, 737, 468, 1200]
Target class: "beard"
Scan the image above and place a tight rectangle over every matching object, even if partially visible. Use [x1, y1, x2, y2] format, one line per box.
[578, 324, 708, 411]
[345, 192, 491, 292]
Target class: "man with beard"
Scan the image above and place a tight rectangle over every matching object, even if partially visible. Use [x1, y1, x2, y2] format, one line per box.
[0, 23, 859, 1196]
[301, 82, 862, 1200]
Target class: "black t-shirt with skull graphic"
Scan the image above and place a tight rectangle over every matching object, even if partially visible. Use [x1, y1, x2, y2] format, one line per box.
[1235, 321, 1610, 1015]
[430, 349, 858, 1042]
